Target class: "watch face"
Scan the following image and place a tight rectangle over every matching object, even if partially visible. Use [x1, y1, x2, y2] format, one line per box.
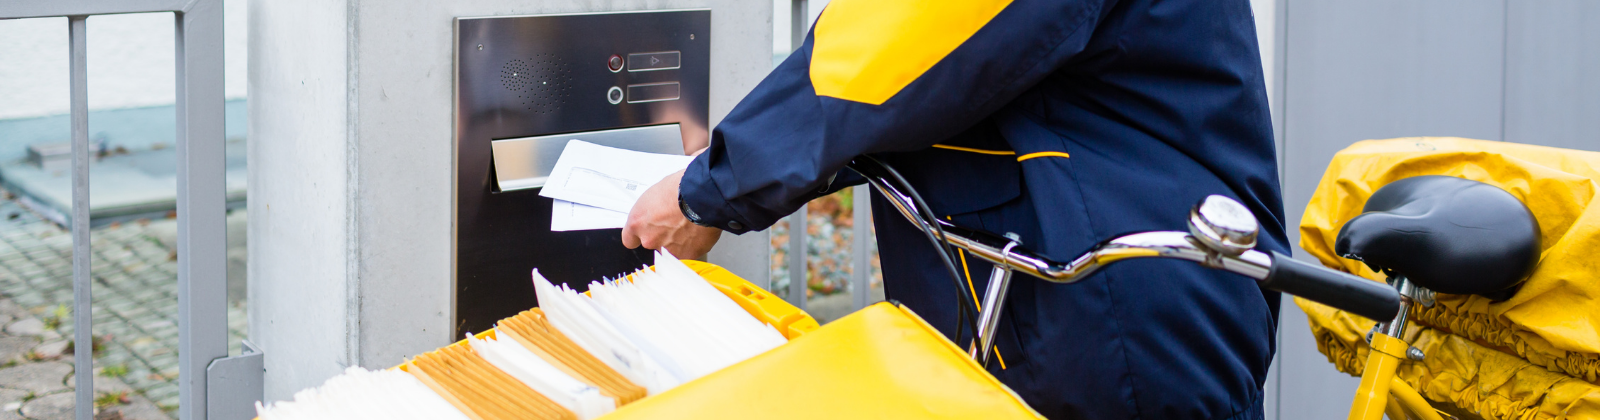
[679, 196, 704, 225]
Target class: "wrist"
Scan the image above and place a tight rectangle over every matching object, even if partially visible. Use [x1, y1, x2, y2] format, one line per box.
[679, 194, 710, 227]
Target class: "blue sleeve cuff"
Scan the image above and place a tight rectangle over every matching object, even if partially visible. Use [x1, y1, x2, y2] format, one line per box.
[680, 154, 755, 234]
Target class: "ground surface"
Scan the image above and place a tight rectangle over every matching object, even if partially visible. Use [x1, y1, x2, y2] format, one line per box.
[0, 190, 247, 417]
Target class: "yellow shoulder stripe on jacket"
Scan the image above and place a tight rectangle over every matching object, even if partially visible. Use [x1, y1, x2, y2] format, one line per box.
[1017, 151, 1071, 161]
[810, 0, 1013, 105]
[932, 144, 1016, 155]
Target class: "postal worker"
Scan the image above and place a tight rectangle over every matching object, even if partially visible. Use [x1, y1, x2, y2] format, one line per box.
[623, 0, 1286, 418]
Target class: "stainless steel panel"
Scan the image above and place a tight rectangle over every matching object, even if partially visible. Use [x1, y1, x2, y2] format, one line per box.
[491, 124, 683, 192]
[455, 10, 711, 335]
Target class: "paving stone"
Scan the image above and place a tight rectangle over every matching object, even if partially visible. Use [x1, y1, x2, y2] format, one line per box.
[19, 391, 73, 420]
[2, 320, 42, 338]
[65, 373, 134, 395]
[100, 398, 172, 420]
[0, 337, 39, 364]
[31, 340, 68, 360]
[0, 388, 28, 405]
[0, 301, 24, 320]
[0, 404, 22, 420]
[0, 362, 71, 394]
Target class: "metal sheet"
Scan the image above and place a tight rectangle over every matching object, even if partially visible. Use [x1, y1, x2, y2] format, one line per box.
[206, 340, 264, 420]
[455, 10, 711, 334]
[490, 124, 683, 192]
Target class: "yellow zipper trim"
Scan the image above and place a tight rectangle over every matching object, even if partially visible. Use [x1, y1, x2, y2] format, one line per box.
[949, 216, 1007, 370]
[1016, 151, 1071, 161]
[932, 144, 1017, 155]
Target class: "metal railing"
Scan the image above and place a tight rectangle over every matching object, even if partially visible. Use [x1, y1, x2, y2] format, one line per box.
[779, 0, 877, 315]
[0, 2, 257, 419]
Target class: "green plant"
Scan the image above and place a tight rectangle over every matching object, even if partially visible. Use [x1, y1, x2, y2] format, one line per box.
[100, 363, 128, 377]
[94, 390, 130, 409]
[40, 304, 69, 330]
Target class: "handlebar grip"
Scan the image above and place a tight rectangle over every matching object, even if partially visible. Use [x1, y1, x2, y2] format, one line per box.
[1260, 251, 1401, 321]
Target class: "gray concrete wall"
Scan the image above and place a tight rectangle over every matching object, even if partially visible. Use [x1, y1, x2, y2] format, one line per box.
[250, 0, 773, 401]
[1269, 1, 1599, 418]
[248, 0, 356, 403]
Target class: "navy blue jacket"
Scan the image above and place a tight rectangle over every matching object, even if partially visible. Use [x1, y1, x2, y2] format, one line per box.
[680, 0, 1286, 417]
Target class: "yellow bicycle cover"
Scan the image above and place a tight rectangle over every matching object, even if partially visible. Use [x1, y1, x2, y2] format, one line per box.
[599, 302, 1043, 420]
[1298, 137, 1600, 419]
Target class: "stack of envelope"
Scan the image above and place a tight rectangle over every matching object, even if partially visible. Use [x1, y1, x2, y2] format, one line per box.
[540, 140, 694, 231]
[256, 250, 788, 420]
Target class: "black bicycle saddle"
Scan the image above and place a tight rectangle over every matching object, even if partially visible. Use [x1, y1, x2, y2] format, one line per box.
[1334, 176, 1540, 301]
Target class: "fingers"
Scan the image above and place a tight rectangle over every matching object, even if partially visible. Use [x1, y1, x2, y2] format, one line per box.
[621, 217, 642, 249]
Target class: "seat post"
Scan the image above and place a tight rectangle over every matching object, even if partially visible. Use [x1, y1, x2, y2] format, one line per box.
[1379, 276, 1414, 339]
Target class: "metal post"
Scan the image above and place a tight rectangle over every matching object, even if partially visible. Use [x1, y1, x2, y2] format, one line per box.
[176, 2, 228, 419]
[790, 0, 810, 49]
[786, 209, 808, 310]
[850, 185, 871, 310]
[782, 0, 812, 310]
[68, 15, 93, 420]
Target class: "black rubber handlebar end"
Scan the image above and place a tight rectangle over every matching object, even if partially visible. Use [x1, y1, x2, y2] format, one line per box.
[1261, 251, 1401, 321]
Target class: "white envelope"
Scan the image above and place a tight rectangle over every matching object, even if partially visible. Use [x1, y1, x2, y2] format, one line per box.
[551, 200, 629, 231]
[539, 140, 694, 214]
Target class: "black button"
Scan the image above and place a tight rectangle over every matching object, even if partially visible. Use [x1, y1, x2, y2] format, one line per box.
[727, 221, 744, 231]
[607, 54, 623, 72]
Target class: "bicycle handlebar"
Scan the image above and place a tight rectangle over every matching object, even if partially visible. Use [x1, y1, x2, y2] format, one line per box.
[1259, 252, 1401, 321]
[848, 157, 1401, 323]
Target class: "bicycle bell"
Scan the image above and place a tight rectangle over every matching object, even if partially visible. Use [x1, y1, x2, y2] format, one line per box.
[1189, 195, 1259, 256]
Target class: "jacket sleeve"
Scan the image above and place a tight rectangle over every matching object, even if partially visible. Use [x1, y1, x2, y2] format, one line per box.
[681, 0, 1115, 233]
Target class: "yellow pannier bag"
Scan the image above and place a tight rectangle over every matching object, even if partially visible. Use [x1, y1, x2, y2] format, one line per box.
[600, 302, 1044, 420]
[1298, 137, 1600, 419]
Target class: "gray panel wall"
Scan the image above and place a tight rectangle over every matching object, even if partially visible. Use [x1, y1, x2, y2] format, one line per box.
[1504, 1, 1600, 151]
[1272, 1, 1598, 418]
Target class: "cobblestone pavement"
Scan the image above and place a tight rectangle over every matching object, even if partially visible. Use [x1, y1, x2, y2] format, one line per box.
[0, 295, 170, 419]
[0, 192, 247, 416]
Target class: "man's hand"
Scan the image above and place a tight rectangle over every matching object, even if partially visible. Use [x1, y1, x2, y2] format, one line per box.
[622, 169, 723, 260]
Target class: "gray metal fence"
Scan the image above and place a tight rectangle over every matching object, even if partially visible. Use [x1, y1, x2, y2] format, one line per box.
[0, 2, 256, 419]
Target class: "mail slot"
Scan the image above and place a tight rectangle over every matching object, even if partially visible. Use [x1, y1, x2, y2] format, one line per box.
[454, 10, 711, 335]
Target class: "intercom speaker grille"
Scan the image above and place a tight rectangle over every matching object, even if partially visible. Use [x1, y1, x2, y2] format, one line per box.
[500, 54, 575, 114]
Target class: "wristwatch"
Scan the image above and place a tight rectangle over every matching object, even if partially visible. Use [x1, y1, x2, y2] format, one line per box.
[679, 194, 710, 227]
